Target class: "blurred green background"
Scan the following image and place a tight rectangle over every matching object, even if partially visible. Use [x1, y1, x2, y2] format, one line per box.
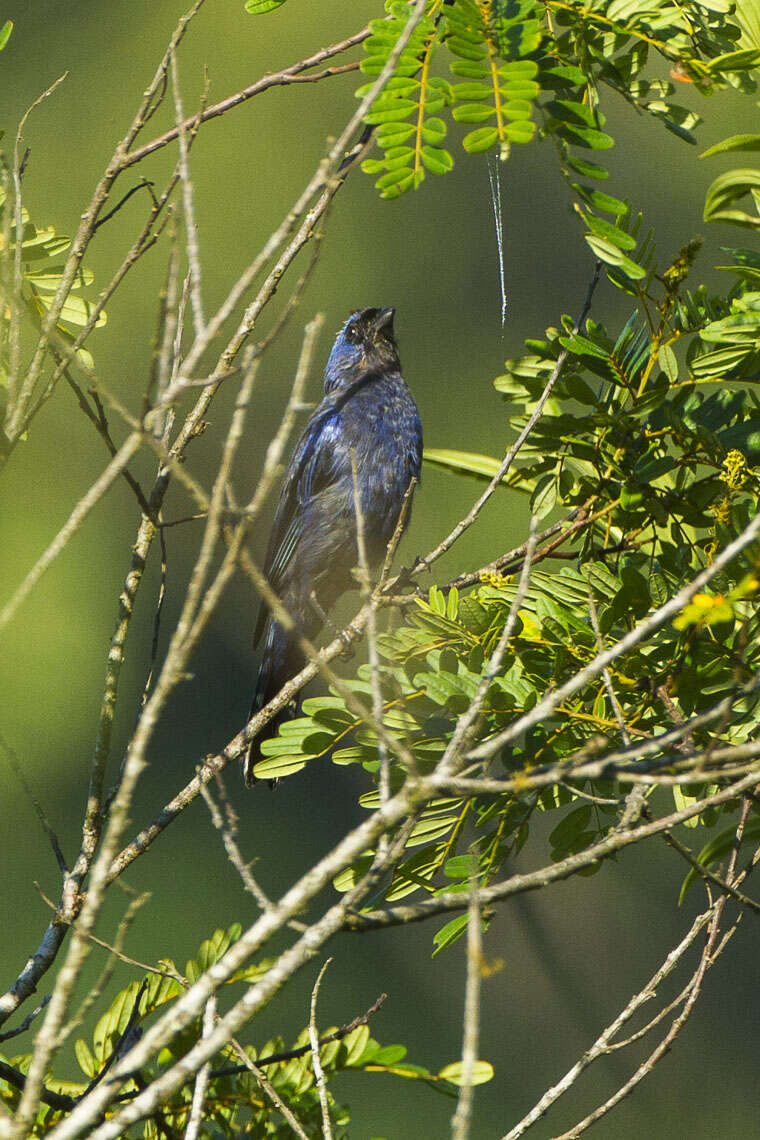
[1, 2, 759, 1135]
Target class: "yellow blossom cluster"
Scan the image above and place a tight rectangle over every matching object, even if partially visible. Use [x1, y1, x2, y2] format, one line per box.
[710, 497, 732, 528]
[719, 449, 752, 491]
[479, 569, 511, 589]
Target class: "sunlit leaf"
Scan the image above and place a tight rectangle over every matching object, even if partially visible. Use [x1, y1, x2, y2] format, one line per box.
[438, 1060, 494, 1086]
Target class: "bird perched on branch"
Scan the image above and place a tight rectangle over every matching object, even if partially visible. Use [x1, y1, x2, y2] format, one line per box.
[243, 307, 423, 786]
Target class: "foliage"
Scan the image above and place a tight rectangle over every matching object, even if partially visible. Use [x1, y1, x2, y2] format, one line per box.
[0, 924, 491, 1136]
[337, 0, 760, 316]
[349, 0, 756, 238]
[700, 5, 760, 232]
[0, 189, 103, 386]
[254, 198, 760, 945]
[4, 1, 760, 1136]
[242, 0, 760, 285]
[0, 17, 103, 425]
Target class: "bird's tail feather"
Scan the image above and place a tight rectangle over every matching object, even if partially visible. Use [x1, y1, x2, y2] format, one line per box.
[243, 616, 305, 786]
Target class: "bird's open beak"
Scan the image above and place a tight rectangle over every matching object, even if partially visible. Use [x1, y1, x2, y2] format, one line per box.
[372, 307, 395, 337]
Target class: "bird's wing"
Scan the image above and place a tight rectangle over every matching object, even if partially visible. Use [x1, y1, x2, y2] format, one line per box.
[253, 406, 345, 646]
[253, 371, 382, 646]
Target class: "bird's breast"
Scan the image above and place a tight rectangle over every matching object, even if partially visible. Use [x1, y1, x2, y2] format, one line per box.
[341, 378, 422, 544]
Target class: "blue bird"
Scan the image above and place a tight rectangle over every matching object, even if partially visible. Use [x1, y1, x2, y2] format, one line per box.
[243, 307, 423, 785]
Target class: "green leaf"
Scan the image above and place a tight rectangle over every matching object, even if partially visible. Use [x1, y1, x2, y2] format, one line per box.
[186, 925, 240, 982]
[453, 82, 492, 101]
[585, 234, 647, 279]
[679, 818, 760, 902]
[584, 213, 637, 251]
[92, 984, 138, 1067]
[530, 474, 557, 518]
[25, 264, 94, 291]
[438, 1060, 494, 1086]
[646, 101, 700, 145]
[432, 914, 469, 956]
[421, 145, 453, 174]
[572, 185, 627, 215]
[365, 99, 419, 125]
[704, 168, 760, 228]
[557, 124, 615, 150]
[548, 98, 598, 128]
[658, 344, 679, 382]
[443, 854, 476, 879]
[700, 134, 760, 159]
[707, 47, 760, 72]
[252, 753, 308, 780]
[453, 103, 497, 124]
[423, 448, 509, 483]
[672, 784, 705, 829]
[35, 292, 107, 328]
[376, 122, 416, 146]
[506, 119, 535, 144]
[74, 1039, 96, 1079]
[244, 0, 286, 11]
[376, 168, 416, 191]
[545, 63, 586, 85]
[462, 126, 499, 153]
[422, 117, 447, 144]
[0, 19, 12, 51]
[372, 1044, 408, 1065]
[567, 156, 610, 181]
[343, 1025, 370, 1065]
[406, 814, 458, 846]
[558, 333, 609, 360]
[549, 805, 592, 849]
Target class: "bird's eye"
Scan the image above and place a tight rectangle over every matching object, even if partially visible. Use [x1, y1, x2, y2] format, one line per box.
[345, 325, 360, 344]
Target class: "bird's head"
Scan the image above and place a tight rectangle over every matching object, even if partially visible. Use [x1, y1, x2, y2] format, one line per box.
[324, 307, 399, 393]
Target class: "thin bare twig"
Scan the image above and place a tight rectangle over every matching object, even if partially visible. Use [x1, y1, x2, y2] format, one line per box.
[92, 179, 155, 232]
[121, 24, 375, 170]
[226, 1037, 310, 1140]
[439, 517, 538, 782]
[351, 450, 392, 841]
[5, 0, 207, 442]
[451, 871, 482, 1140]
[345, 772, 760, 933]
[169, 51, 205, 338]
[33, 885, 182, 990]
[0, 432, 142, 635]
[309, 960, 334, 1140]
[57, 891, 155, 1048]
[0, 997, 50, 1044]
[659, 824, 760, 917]
[546, 801, 755, 1140]
[500, 903, 718, 1140]
[198, 776, 279, 918]
[184, 997, 215, 1140]
[0, 1061, 75, 1113]
[208, 993, 388, 1079]
[587, 579, 630, 747]
[0, 732, 67, 872]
